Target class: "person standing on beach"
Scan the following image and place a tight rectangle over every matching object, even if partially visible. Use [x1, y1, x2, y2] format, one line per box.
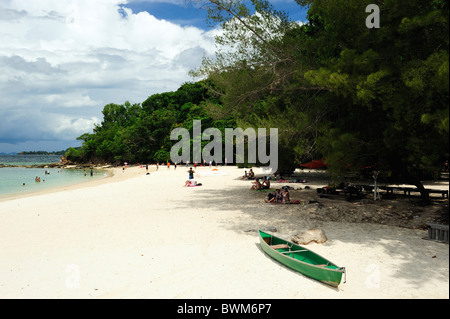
[167, 161, 170, 170]
[90, 168, 93, 176]
[188, 167, 195, 180]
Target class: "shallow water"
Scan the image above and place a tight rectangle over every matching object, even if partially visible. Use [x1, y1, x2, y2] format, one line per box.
[0, 155, 106, 198]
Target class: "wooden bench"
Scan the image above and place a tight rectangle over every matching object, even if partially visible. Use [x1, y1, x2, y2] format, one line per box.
[425, 189, 449, 198]
[386, 187, 448, 198]
[385, 186, 415, 195]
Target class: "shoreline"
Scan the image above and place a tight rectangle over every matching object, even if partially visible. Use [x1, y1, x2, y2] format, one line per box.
[0, 167, 116, 203]
[1, 164, 447, 203]
[0, 165, 448, 298]
[0, 165, 156, 203]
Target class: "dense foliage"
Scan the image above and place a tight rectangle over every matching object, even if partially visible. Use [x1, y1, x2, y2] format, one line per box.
[66, 82, 236, 164]
[191, 0, 448, 200]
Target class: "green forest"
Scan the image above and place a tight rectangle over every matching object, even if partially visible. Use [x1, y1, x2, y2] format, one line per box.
[66, 0, 449, 200]
[66, 81, 236, 165]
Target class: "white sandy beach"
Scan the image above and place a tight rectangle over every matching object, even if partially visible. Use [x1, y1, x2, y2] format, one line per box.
[0, 165, 448, 299]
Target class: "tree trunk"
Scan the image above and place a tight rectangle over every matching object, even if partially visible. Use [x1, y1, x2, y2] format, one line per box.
[412, 178, 431, 204]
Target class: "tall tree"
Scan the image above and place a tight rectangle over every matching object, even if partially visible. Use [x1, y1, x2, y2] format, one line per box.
[301, 0, 449, 201]
[192, 0, 329, 172]
[193, 0, 449, 200]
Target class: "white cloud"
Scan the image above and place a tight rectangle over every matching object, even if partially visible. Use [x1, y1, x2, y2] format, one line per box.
[0, 0, 218, 152]
[51, 115, 101, 137]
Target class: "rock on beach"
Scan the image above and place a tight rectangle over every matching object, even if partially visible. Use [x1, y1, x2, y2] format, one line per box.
[291, 228, 328, 245]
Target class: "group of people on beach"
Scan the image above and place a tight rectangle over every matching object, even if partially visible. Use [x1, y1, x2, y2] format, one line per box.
[155, 159, 225, 172]
[265, 187, 291, 204]
[250, 176, 270, 190]
[243, 170, 295, 204]
[184, 167, 202, 187]
[140, 162, 204, 187]
[241, 169, 255, 180]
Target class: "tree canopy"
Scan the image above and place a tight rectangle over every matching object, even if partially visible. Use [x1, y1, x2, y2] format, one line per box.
[189, 0, 449, 200]
[67, 81, 236, 164]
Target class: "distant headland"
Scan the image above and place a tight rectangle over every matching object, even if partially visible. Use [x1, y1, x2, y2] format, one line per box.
[0, 150, 67, 156]
[0, 154, 113, 170]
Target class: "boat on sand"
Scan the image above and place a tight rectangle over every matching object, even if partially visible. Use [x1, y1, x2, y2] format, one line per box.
[259, 230, 346, 287]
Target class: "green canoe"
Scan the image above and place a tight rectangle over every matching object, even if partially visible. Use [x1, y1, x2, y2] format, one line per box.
[259, 230, 346, 287]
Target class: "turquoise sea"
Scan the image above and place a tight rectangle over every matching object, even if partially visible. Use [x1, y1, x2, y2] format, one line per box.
[0, 155, 107, 199]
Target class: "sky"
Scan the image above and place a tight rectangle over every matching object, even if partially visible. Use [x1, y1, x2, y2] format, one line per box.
[0, 0, 307, 153]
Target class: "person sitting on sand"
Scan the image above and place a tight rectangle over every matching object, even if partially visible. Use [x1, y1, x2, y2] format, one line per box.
[250, 178, 262, 190]
[261, 176, 270, 189]
[248, 169, 255, 179]
[185, 179, 201, 187]
[265, 189, 281, 203]
[241, 171, 248, 180]
[281, 188, 290, 203]
[276, 189, 283, 202]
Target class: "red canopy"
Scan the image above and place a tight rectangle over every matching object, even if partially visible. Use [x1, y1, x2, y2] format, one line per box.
[300, 159, 328, 169]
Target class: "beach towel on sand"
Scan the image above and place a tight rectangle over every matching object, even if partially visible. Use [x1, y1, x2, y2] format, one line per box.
[268, 200, 302, 205]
